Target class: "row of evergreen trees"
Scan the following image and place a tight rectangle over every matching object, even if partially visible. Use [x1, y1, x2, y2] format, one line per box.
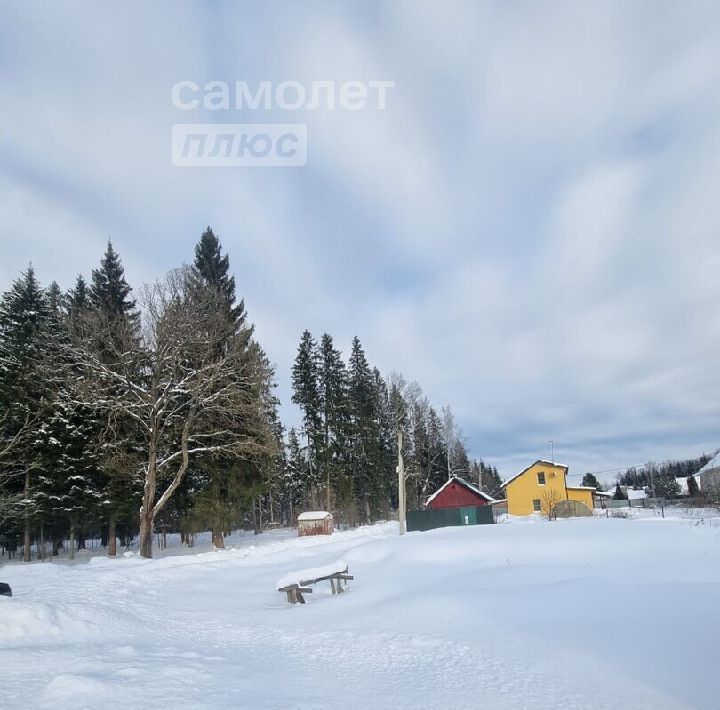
[0, 230, 280, 559]
[284, 331, 501, 524]
[611, 455, 713, 499]
[582, 456, 713, 501]
[0, 229, 495, 559]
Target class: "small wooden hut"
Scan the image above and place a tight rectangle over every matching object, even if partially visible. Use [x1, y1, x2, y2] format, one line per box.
[297, 511, 334, 537]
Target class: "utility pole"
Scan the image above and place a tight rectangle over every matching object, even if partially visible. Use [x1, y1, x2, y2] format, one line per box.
[397, 429, 406, 535]
[549, 440, 554, 464]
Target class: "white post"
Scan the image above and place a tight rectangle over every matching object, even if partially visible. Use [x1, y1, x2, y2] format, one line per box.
[398, 429, 406, 535]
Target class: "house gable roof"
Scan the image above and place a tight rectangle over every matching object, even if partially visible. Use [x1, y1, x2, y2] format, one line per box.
[501, 460, 569, 489]
[425, 476, 495, 506]
[699, 450, 720, 474]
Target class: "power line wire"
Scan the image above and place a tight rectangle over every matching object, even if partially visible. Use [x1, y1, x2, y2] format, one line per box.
[566, 462, 652, 477]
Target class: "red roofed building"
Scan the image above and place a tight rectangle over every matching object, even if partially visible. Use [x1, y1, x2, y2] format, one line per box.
[426, 476, 495, 510]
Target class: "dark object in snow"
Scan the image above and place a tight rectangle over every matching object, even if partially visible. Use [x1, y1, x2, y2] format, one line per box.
[0, 582, 12, 597]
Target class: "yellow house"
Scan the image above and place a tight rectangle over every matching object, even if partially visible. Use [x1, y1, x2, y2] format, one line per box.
[502, 460, 595, 516]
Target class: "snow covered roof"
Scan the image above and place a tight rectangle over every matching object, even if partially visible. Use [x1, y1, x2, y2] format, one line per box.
[676, 477, 691, 495]
[698, 450, 720, 474]
[593, 490, 613, 498]
[297, 511, 332, 522]
[501, 460, 568, 488]
[425, 476, 495, 506]
[566, 486, 596, 491]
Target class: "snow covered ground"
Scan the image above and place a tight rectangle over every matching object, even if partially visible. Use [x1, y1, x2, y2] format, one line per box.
[2, 514, 720, 709]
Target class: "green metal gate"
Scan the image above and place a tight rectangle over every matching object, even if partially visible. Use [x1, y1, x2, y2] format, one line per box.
[459, 507, 478, 525]
[406, 505, 494, 532]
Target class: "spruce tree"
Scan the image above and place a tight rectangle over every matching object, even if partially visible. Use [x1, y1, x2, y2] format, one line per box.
[373, 367, 395, 517]
[582, 473, 600, 489]
[191, 227, 247, 329]
[66, 274, 89, 314]
[318, 333, 349, 512]
[46, 281, 63, 314]
[32, 287, 104, 558]
[89, 241, 138, 321]
[347, 337, 380, 523]
[34, 394, 103, 558]
[284, 428, 310, 519]
[426, 406, 447, 494]
[87, 242, 141, 555]
[187, 228, 274, 547]
[291, 330, 322, 504]
[0, 266, 49, 560]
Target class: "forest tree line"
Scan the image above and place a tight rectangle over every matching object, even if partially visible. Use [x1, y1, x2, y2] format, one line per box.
[612, 454, 713, 499]
[0, 228, 499, 560]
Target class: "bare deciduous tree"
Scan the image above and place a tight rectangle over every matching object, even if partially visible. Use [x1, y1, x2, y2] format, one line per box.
[67, 268, 275, 558]
[540, 488, 564, 520]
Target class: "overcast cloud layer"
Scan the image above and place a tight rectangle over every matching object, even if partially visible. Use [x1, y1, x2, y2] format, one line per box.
[1, 1, 719, 483]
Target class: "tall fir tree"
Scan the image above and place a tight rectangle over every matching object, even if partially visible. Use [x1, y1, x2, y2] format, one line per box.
[187, 227, 275, 546]
[0, 266, 49, 560]
[66, 274, 89, 315]
[89, 241, 138, 319]
[284, 428, 310, 519]
[32, 283, 104, 558]
[87, 242, 142, 555]
[190, 227, 247, 329]
[347, 337, 380, 524]
[291, 330, 322, 505]
[318, 333, 349, 512]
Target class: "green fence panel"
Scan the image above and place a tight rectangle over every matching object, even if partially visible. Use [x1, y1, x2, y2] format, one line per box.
[459, 507, 478, 525]
[476, 505, 494, 524]
[406, 506, 494, 532]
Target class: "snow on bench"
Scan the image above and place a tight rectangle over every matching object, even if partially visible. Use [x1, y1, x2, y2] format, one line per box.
[276, 560, 353, 604]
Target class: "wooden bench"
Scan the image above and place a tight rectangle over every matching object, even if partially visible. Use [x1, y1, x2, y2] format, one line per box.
[278, 566, 354, 604]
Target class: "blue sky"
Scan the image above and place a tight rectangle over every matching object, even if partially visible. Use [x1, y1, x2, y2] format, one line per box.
[1, 1, 719, 483]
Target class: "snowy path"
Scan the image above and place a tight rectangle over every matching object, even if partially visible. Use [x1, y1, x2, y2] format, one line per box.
[2, 517, 719, 709]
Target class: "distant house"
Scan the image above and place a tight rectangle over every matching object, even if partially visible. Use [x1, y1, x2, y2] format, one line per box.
[502, 460, 595, 516]
[425, 476, 495, 510]
[491, 498, 509, 516]
[297, 511, 333, 537]
[593, 490, 613, 508]
[697, 451, 720, 495]
[621, 487, 648, 501]
[676, 477, 691, 496]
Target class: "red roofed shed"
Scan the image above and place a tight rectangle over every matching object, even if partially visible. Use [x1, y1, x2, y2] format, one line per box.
[426, 476, 495, 510]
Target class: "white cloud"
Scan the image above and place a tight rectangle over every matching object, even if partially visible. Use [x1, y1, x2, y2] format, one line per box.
[1, 0, 719, 479]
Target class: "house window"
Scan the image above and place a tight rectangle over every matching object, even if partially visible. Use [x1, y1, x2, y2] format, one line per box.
[537, 472, 546, 485]
[533, 499, 541, 512]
